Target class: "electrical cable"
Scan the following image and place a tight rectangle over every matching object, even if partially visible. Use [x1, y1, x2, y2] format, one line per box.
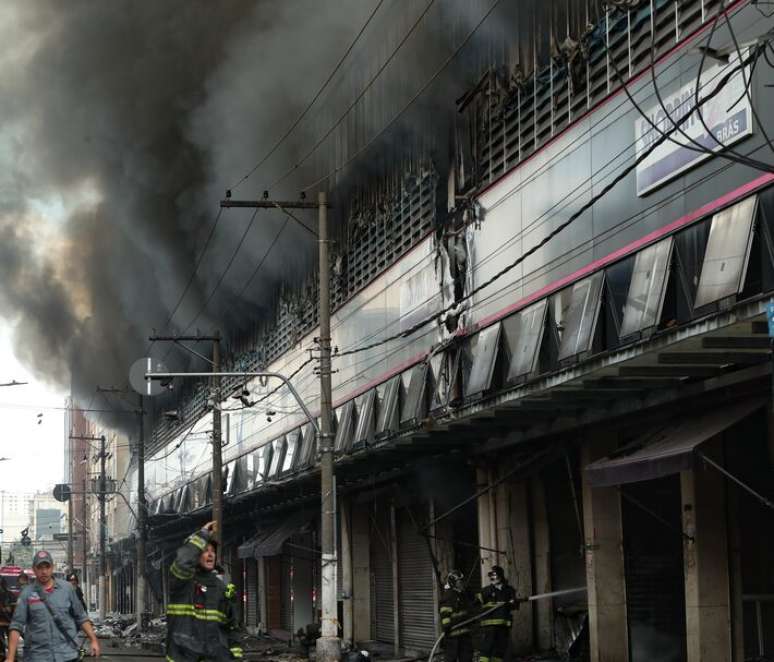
[332, 45, 764, 360]
[267, 0, 438, 191]
[299, 0, 504, 192]
[228, 0, 386, 192]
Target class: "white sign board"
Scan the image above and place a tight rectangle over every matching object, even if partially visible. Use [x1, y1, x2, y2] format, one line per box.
[635, 51, 752, 196]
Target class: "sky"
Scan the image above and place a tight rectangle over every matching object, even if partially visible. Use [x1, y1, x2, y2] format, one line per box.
[0, 318, 66, 493]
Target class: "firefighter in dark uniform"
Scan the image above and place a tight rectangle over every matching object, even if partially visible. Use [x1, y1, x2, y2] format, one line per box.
[166, 520, 243, 662]
[439, 570, 475, 662]
[475, 566, 518, 662]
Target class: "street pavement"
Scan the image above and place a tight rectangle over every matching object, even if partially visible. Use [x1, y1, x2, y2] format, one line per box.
[101, 655, 162, 661]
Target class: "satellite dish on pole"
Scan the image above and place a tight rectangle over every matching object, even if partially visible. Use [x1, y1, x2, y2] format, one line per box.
[129, 357, 169, 397]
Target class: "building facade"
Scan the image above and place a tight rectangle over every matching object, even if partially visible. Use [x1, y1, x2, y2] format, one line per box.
[127, 2, 774, 660]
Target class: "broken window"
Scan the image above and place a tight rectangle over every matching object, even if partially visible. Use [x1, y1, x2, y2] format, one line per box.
[557, 271, 605, 362]
[619, 237, 673, 339]
[502, 298, 548, 382]
[694, 195, 757, 308]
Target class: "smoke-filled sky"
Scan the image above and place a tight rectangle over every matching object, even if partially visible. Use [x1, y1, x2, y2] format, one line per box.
[0, 0, 593, 438]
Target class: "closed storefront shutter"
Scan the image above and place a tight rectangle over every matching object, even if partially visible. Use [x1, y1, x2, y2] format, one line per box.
[281, 554, 293, 631]
[246, 559, 258, 628]
[397, 506, 437, 654]
[371, 503, 394, 644]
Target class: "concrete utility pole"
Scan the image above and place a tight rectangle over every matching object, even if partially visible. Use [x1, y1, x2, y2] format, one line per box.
[219, 192, 339, 661]
[147, 334, 224, 546]
[67, 494, 74, 571]
[316, 190, 340, 662]
[211, 332, 223, 550]
[136, 394, 146, 631]
[99, 434, 107, 620]
[70, 433, 108, 618]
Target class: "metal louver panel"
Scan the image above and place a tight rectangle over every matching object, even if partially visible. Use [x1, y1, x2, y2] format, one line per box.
[244, 452, 256, 491]
[694, 195, 757, 308]
[267, 438, 286, 479]
[398, 507, 437, 653]
[334, 400, 355, 454]
[463, 322, 502, 399]
[620, 237, 673, 338]
[371, 505, 394, 644]
[353, 390, 376, 449]
[376, 376, 401, 439]
[557, 271, 605, 362]
[176, 485, 190, 513]
[246, 559, 258, 628]
[401, 362, 428, 427]
[282, 429, 301, 474]
[502, 299, 548, 382]
[189, 477, 203, 510]
[299, 423, 317, 468]
[224, 461, 237, 496]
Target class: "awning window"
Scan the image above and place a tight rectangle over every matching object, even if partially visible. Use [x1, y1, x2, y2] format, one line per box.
[694, 195, 758, 308]
[334, 400, 355, 453]
[353, 389, 376, 448]
[401, 362, 428, 426]
[282, 429, 301, 474]
[267, 437, 286, 479]
[619, 237, 673, 338]
[502, 298, 548, 382]
[376, 375, 400, 440]
[585, 398, 766, 487]
[298, 422, 317, 468]
[557, 271, 604, 362]
[463, 322, 502, 399]
[237, 510, 315, 559]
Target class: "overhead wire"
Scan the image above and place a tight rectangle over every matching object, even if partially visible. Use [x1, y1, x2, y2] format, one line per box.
[300, 0, 505, 192]
[267, 0, 439, 191]
[332, 44, 764, 360]
[228, 0, 386, 192]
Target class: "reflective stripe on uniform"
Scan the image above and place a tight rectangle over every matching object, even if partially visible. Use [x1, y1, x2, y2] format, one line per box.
[479, 618, 511, 627]
[170, 561, 194, 580]
[166, 603, 227, 622]
[230, 647, 244, 658]
[224, 583, 236, 599]
[187, 533, 207, 550]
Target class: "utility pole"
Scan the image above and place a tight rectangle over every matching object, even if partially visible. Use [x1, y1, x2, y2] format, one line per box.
[99, 434, 107, 620]
[67, 495, 74, 572]
[219, 192, 338, 661]
[82, 478, 88, 590]
[71, 433, 108, 618]
[136, 394, 146, 632]
[147, 334, 224, 546]
[316, 190, 339, 662]
[211, 332, 223, 549]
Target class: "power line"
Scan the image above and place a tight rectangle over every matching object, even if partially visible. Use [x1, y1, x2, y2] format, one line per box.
[333, 45, 764, 359]
[268, 0, 438, 190]
[228, 0, 386, 192]
[301, 0, 504, 192]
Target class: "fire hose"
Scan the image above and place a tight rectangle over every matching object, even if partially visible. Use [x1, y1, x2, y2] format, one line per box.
[427, 587, 587, 662]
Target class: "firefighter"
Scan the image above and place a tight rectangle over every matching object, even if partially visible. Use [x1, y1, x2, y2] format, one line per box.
[439, 569, 474, 662]
[475, 565, 518, 662]
[166, 520, 243, 661]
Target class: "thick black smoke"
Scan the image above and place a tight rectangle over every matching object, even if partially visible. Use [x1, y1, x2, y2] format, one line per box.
[0, 0, 594, 432]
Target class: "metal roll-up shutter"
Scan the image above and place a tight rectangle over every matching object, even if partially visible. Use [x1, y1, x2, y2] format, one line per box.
[371, 504, 394, 644]
[622, 476, 686, 662]
[246, 559, 258, 628]
[397, 506, 437, 653]
[280, 554, 293, 631]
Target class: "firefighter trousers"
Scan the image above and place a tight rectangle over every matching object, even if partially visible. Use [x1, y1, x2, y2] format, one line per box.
[478, 625, 509, 662]
[443, 633, 473, 662]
